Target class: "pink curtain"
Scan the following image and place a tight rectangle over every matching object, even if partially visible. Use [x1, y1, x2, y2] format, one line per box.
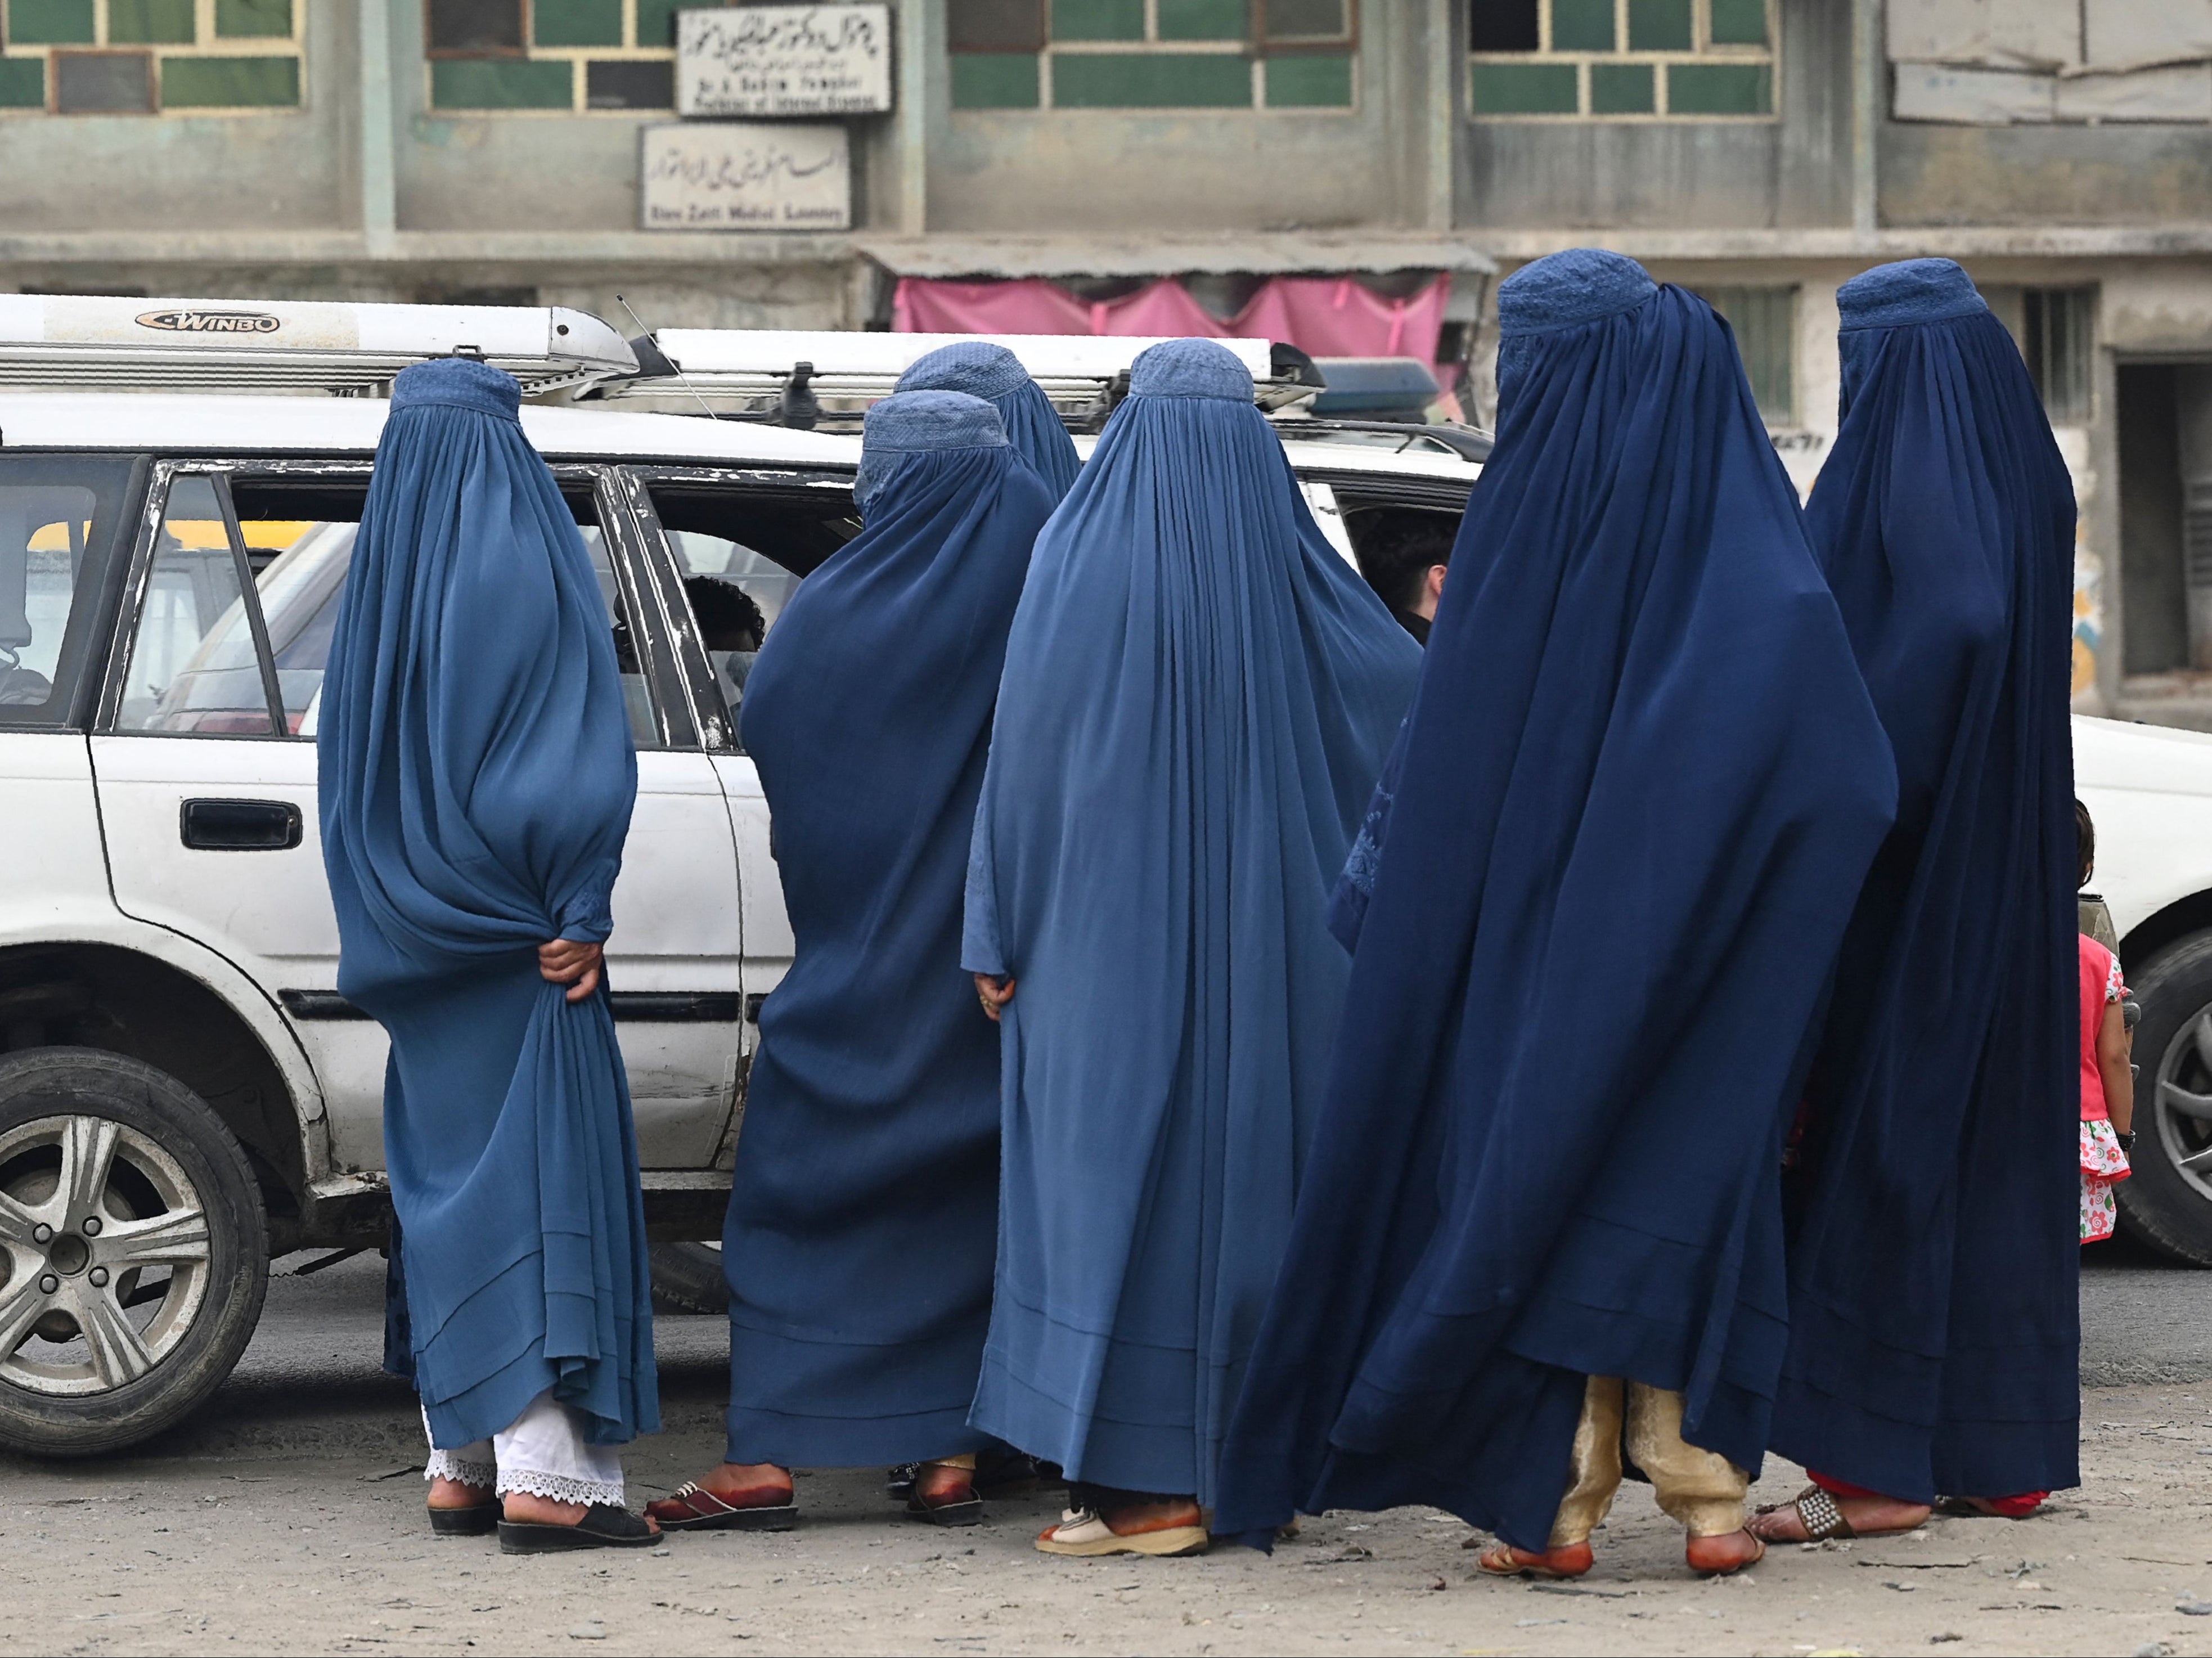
[892, 273, 1454, 366]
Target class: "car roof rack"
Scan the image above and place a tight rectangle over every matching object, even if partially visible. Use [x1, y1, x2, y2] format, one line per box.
[592, 329, 1316, 429]
[1267, 417, 1492, 464]
[0, 295, 637, 396]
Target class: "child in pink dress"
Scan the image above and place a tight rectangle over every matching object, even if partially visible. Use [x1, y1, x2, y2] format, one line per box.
[2078, 800, 2134, 1243]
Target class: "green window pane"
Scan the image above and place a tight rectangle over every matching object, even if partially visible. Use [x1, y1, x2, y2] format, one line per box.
[1667, 60, 1768, 114]
[161, 54, 300, 106]
[6, 0, 93, 39]
[1590, 60, 1652, 113]
[215, 0, 293, 35]
[1158, 0, 1247, 41]
[1264, 52, 1350, 106]
[0, 56, 44, 105]
[1470, 60, 1577, 114]
[1709, 0, 1766, 46]
[1550, 0, 1613, 52]
[107, 0, 195, 43]
[1053, 51, 1251, 106]
[1050, 0, 1143, 41]
[1626, 0, 1691, 50]
[430, 57, 574, 110]
[533, 0, 622, 47]
[636, 0, 686, 46]
[951, 51, 1040, 107]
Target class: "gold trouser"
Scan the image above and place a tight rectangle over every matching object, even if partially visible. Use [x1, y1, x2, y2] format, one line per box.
[932, 1453, 977, 1470]
[1545, 1376, 1750, 1547]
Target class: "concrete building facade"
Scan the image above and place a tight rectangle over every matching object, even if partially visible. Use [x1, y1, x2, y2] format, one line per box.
[2, 1, 2210, 720]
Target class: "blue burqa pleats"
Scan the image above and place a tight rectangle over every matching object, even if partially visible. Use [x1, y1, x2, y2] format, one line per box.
[1770, 260, 2080, 1503]
[318, 357, 657, 1450]
[898, 341, 1082, 501]
[962, 337, 1422, 1502]
[1210, 250, 1899, 1551]
[722, 390, 1055, 1466]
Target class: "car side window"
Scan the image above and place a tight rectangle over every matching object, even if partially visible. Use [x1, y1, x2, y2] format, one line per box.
[116, 473, 278, 736]
[633, 475, 861, 744]
[0, 453, 138, 729]
[119, 469, 666, 748]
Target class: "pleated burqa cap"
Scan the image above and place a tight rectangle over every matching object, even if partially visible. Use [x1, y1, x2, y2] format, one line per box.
[1212, 251, 1899, 1549]
[896, 340, 1082, 501]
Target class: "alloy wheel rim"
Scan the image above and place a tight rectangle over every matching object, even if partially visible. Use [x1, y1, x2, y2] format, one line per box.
[0, 1114, 212, 1397]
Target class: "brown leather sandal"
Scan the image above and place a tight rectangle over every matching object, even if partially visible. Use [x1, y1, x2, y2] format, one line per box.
[1474, 1540, 1594, 1579]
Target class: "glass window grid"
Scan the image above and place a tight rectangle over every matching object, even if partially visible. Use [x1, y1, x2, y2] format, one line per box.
[1691, 282, 1795, 426]
[425, 0, 729, 114]
[0, 0, 301, 115]
[2022, 285, 2094, 425]
[952, 0, 1359, 113]
[1469, 0, 1776, 122]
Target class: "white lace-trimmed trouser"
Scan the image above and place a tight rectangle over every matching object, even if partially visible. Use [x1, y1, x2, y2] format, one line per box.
[422, 1389, 626, 1508]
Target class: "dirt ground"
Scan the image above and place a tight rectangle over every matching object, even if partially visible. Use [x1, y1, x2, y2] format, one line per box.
[5, 1381, 2211, 1658]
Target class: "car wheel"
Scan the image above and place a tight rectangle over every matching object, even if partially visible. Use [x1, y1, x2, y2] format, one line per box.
[0, 1048, 269, 1455]
[2117, 932, 2212, 1266]
[649, 1241, 729, 1316]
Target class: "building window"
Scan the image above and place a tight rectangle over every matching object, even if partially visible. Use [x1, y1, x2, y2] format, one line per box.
[1693, 284, 1795, 425]
[2022, 286, 2094, 426]
[950, 0, 1357, 112]
[1469, 0, 1774, 120]
[426, 0, 709, 111]
[0, 0, 301, 113]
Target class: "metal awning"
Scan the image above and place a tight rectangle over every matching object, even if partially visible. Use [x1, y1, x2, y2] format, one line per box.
[857, 235, 1498, 281]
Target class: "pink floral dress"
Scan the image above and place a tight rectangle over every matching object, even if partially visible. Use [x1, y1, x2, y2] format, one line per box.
[2080, 936, 2131, 1243]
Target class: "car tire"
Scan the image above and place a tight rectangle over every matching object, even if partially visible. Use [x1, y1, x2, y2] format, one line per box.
[649, 1241, 730, 1316]
[2117, 932, 2212, 1266]
[0, 1047, 269, 1455]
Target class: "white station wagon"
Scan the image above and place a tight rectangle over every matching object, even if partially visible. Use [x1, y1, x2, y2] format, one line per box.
[0, 298, 1484, 1455]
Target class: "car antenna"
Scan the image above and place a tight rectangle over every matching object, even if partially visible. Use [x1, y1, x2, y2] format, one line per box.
[613, 293, 721, 423]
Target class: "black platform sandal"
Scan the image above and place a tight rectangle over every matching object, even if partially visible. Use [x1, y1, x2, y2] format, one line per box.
[498, 1503, 660, 1553]
[428, 1499, 500, 1537]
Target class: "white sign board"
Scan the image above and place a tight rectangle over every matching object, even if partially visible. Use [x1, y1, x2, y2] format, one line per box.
[676, 4, 893, 118]
[640, 123, 851, 232]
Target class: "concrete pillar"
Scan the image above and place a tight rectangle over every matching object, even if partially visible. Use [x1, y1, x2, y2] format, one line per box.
[358, 0, 397, 257]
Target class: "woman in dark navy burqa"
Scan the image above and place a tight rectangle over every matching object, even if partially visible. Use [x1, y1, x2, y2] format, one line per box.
[646, 390, 1054, 1533]
[320, 357, 659, 1552]
[1211, 250, 1897, 1577]
[1750, 260, 2079, 1545]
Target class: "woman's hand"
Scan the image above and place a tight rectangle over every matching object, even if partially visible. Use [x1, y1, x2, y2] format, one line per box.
[541, 938, 604, 1004]
[974, 973, 1016, 1023]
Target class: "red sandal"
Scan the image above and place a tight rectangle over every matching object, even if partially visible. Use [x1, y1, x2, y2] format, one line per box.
[646, 1479, 797, 1533]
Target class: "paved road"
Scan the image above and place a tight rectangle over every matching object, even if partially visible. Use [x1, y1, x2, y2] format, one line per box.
[3, 1244, 2210, 1656]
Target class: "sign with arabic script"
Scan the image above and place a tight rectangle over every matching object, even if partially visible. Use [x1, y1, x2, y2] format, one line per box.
[640, 123, 851, 231]
[676, 4, 892, 117]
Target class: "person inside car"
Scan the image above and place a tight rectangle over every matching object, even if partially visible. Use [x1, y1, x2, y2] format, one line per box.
[1352, 507, 1457, 644]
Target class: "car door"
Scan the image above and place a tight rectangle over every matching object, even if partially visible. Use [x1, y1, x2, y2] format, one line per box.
[613, 465, 864, 1065]
[91, 460, 744, 1172]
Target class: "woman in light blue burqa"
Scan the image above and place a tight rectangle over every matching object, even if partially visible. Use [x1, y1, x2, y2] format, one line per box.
[320, 357, 658, 1553]
[897, 340, 1082, 501]
[964, 337, 1422, 1557]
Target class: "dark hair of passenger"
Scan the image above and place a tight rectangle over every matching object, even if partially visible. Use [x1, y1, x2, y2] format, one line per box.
[2076, 797, 2095, 890]
[1355, 510, 1459, 615]
[685, 576, 767, 653]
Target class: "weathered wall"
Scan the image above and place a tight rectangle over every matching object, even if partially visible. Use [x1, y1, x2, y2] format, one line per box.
[1456, 0, 1851, 231]
[924, 5, 1430, 234]
[1883, 124, 2212, 227]
[0, 2, 354, 235]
